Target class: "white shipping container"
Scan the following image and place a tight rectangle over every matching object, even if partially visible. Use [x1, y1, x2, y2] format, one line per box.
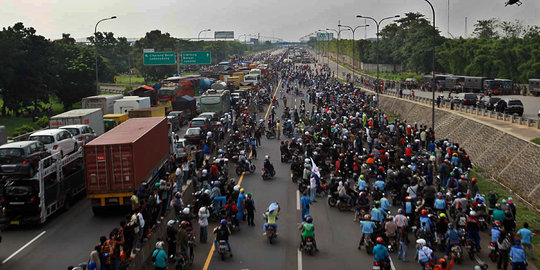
[50, 108, 105, 135]
[113, 97, 151, 114]
[82, 95, 123, 115]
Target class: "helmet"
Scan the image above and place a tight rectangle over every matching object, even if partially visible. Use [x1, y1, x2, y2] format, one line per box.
[175, 192, 182, 198]
[421, 209, 428, 215]
[439, 213, 447, 218]
[240, 150, 245, 155]
[167, 220, 176, 227]
[439, 258, 446, 265]
[305, 131, 309, 136]
[305, 158, 311, 164]
[199, 207, 207, 213]
[416, 238, 426, 247]
[234, 185, 241, 191]
[405, 196, 411, 201]
[387, 215, 394, 220]
[470, 210, 477, 217]
[438, 194, 444, 199]
[204, 189, 211, 195]
[494, 220, 502, 227]
[156, 241, 165, 249]
[240, 188, 245, 193]
[218, 149, 225, 154]
[515, 238, 521, 245]
[220, 219, 227, 226]
[398, 208, 404, 214]
[377, 175, 382, 180]
[360, 174, 365, 180]
[448, 223, 454, 229]
[364, 214, 371, 220]
[376, 237, 384, 244]
[360, 192, 366, 197]
[202, 169, 208, 176]
[472, 178, 477, 182]
[306, 216, 313, 223]
[183, 208, 190, 215]
[265, 155, 270, 160]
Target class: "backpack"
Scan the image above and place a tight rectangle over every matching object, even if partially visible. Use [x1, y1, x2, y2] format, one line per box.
[152, 249, 160, 262]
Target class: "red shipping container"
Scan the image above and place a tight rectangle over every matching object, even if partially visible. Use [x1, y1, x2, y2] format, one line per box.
[84, 117, 169, 195]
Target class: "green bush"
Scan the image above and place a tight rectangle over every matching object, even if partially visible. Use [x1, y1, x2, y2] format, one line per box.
[13, 125, 35, 136]
[36, 116, 49, 128]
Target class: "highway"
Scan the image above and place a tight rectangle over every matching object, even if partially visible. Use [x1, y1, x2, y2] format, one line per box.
[190, 74, 499, 270]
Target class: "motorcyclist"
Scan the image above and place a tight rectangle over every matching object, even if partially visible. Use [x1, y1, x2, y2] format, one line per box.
[263, 202, 280, 235]
[384, 215, 398, 243]
[358, 214, 376, 249]
[357, 174, 368, 192]
[213, 219, 232, 255]
[435, 213, 449, 247]
[373, 237, 391, 269]
[224, 198, 239, 228]
[264, 155, 275, 177]
[417, 238, 435, 270]
[445, 223, 461, 256]
[300, 216, 318, 251]
[466, 210, 481, 250]
[371, 201, 388, 223]
[178, 207, 193, 228]
[177, 220, 191, 259]
[374, 175, 386, 192]
[338, 181, 353, 206]
[238, 150, 249, 171]
[355, 192, 370, 221]
[166, 220, 178, 256]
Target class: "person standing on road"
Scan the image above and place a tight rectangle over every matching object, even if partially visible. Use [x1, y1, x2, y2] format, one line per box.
[245, 192, 256, 226]
[198, 207, 210, 243]
[510, 238, 527, 270]
[517, 223, 535, 261]
[300, 192, 312, 220]
[237, 188, 246, 222]
[175, 165, 183, 191]
[136, 207, 145, 250]
[276, 120, 281, 140]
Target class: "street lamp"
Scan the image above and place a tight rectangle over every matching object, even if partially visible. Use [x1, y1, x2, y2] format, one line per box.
[326, 26, 350, 79]
[423, 0, 436, 133]
[94, 16, 117, 95]
[356, 14, 400, 104]
[338, 24, 369, 85]
[198, 29, 211, 41]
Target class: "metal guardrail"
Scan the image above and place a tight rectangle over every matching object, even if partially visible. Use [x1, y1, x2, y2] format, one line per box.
[100, 86, 125, 94]
[381, 89, 540, 129]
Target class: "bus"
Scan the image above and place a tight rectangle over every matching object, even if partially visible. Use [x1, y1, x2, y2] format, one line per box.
[199, 89, 231, 114]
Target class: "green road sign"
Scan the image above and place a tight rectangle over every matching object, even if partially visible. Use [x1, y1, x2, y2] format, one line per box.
[181, 51, 211, 65]
[143, 51, 176, 65]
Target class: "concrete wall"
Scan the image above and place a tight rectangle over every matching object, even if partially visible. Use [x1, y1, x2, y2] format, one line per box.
[326, 52, 403, 73]
[378, 95, 540, 208]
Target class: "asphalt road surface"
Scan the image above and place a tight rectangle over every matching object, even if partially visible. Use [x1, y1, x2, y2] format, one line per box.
[191, 75, 500, 270]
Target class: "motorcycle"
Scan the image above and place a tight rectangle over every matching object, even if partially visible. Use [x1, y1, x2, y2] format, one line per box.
[387, 236, 398, 253]
[365, 236, 374, 255]
[236, 159, 256, 176]
[217, 240, 231, 261]
[488, 242, 498, 262]
[450, 245, 463, 264]
[302, 237, 315, 255]
[327, 192, 338, 207]
[262, 168, 274, 180]
[464, 238, 477, 260]
[478, 216, 488, 232]
[372, 261, 390, 270]
[336, 198, 353, 212]
[281, 151, 292, 163]
[266, 225, 277, 244]
[266, 129, 276, 139]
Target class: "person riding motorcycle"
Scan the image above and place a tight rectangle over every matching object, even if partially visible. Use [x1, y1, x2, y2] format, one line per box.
[166, 220, 178, 256]
[445, 223, 461, 256]
[338, 181, 353, 206]
[466, 211, 481, 250]
[264, 202, 280, 234]
[264, 155, 275, 177]
[238, 150, 249, 171]
[373, 237, 391, 270]
[300, 216, 318, 251]
[357, 174, 368, 192]
[213, 219, 232, 255]
[359, 214, 377, 249]
[416, 238, 435, 269]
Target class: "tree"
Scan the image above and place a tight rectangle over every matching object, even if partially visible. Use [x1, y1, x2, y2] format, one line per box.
[473, 18, 500, 39]
[499, 20, 524, 38]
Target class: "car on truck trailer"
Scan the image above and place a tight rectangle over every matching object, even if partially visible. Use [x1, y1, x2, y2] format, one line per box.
[0, 148, 84, 225]
[50, 108, 105, 136]
[84, 117, 170, 214]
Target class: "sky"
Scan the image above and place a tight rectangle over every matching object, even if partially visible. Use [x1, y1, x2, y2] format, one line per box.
[1, 0, 539, 41]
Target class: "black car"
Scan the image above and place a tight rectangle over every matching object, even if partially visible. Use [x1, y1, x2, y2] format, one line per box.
[477, 96, 501, 110]
[0, 141, 50, 177]
[457, 93, 478, 106]
[495, 99, 524, 116]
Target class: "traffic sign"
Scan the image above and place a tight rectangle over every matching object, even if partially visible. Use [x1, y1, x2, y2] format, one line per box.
[143, 51, 176, 65]
[181, 51, 211, 65]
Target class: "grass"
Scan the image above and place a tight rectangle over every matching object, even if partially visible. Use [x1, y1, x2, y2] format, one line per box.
[326, 55, 423, 82]
[472, 167, 540, 266]
[114, 74, 146, 85]
[532, 137, 540, 145]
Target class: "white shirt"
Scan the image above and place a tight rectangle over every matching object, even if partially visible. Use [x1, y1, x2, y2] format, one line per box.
[175, 167, 182, 176]
[310, 176, 317, 189]
[137, 212, 145, 228]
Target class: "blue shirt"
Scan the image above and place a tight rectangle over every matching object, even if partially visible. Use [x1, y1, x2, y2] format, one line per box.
[373, 244, 389, 262]
[419, 216, 433, 231]
[371, 208, 387, 223]
[374, 180, 386, 191]
[300, 196, 312, 210]
[237, 193, 245, 210]
[517, 228, 533, 245]
[405, 202, 413, 214]
[358, 179, 368, 191]
[446, 229, 460, 244]
[361, 220, 376, 234]
[434, 198, 446, 210]
[510, 245, 527, 262]
[491, 227, 501, 243]
[381, 198, 391, 211]
[152, 249, 168, 268]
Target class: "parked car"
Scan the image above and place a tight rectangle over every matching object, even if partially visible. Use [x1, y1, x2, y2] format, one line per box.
[174, 138, 189, 159]
[59, 124, 96, 146]
[28, 129, 78, 157]
[198, 112, 217, 122]
[184, 127, 203, 144]
[457, 93, 478, 106]
[477, 96, 501, 110]
[495, 99, 524, 116]
[189, 117, 210, 132]
[167, 115, 181, 131]
[0, 141, 50, 177]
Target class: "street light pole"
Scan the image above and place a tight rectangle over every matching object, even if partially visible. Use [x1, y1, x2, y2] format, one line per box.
[338, 24, 369, 85]
[424, 0, 436, 133]
[198, 29, 211, 41]
[326, 27, 349, 79]
[318, 29, 331, 66]
[94, 16, 117, 95]
[356, 14, 400, 105]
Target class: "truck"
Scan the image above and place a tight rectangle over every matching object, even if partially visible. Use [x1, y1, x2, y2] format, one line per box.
[84, 117, 169, 214]
[128, 107, 166, 118]
[82, 94, 123, 115]
[0, 148, 85, 225]
[113, 96, 151, 114]
[529, 79, 540, 96]
[50, 108, 105, 136]
[103, 114, 128, 132]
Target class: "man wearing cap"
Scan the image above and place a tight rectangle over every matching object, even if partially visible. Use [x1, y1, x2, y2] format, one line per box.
[510, 238, 527, 270]
[237, 188, 246, 222]
[508, 197, 517, 219]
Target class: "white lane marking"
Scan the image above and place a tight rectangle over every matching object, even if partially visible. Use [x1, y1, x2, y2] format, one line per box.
[474, 255, 485, 266]
[389, 257, 396, 270]
[297, 249, 303, 270]
[2, 231, 46, 264]
[296, 190, 300, 210]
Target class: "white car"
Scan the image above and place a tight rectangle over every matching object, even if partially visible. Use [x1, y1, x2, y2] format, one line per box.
[174, 138, 189, 159]
[29, 129, 78, 157]
[59, 124, 96, 146]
